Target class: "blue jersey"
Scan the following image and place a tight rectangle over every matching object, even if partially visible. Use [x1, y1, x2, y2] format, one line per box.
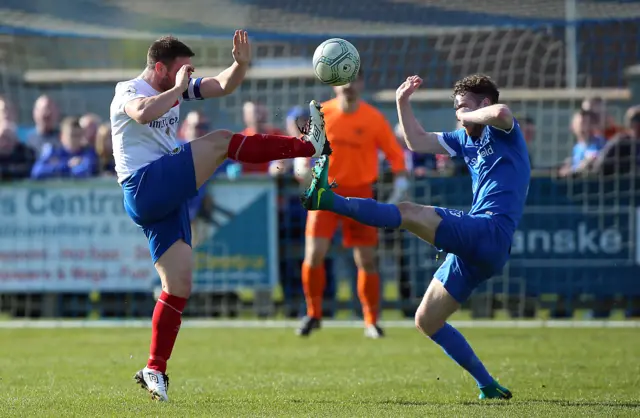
[571, 137, 605, 169]
[438, 119, 531, 234]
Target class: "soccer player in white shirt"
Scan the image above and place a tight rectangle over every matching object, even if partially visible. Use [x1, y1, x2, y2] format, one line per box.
[110, 31, 330, 401]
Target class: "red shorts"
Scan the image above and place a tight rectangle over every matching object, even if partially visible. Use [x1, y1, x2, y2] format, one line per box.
[305, 184, 378, 248]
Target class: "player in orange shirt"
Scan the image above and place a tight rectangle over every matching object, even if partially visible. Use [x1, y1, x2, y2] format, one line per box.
[296, 69, 409, 338]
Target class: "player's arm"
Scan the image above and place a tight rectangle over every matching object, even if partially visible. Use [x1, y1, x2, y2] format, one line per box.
[396, 76, 452, 155]
[456, 104, 514, 132]
[196, 30, 251, 99]
[124, 66, 192, 124]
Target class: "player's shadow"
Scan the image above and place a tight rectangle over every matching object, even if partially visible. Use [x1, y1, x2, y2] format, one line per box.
[381, 399, 640, 409]
[525, 399, 640, 409]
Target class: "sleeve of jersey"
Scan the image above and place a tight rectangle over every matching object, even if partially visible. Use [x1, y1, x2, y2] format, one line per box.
[489, 117, 517, 138]
[435, 130, 463, 157]
[182, 77, 204, 101]
[114, 83, 148, 114]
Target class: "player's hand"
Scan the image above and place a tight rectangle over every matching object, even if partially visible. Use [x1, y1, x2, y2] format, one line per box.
[232, 30, 251, 66]
[396, 75, 422, 102]
[175, 64, 194, 91]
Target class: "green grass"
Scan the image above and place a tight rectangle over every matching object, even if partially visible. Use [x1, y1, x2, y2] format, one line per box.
[0, 327, 639, 417]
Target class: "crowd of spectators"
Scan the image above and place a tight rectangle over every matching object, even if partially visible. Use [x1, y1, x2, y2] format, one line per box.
[1, 94, 637, 183]
[559, 97, 640, 178]
[0, 93, 637, 318]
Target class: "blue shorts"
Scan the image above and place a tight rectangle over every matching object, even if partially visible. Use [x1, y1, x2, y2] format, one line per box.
[121, 143, 198, 263]
[432, 207, 513, 303]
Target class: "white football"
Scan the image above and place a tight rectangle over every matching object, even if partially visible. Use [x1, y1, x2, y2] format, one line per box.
[312, 38, 361, 86]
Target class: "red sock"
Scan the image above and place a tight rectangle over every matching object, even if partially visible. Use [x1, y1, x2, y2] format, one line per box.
[147, 291, 188, 373]
[227, 134, 315, 163]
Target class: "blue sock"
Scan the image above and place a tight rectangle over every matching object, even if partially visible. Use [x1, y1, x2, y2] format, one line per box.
[330, 195, 402, 229]
[430, 323, 495, 388]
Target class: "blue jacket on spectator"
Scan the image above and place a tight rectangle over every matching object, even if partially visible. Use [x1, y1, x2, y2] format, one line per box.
[31, 143, 98, 179]
[571, 136, 606, 169]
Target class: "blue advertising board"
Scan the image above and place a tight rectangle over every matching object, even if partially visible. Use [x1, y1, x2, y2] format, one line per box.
[191, 179, 278, 291]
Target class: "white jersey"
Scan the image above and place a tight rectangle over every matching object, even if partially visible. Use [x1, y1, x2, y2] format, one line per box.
[110, 77, 202, 183]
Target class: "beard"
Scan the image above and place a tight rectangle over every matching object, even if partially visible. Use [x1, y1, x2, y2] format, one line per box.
[463, 122, 484, 137]
[158, 75, 174, 92]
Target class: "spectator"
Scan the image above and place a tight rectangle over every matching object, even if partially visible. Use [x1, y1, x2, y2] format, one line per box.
[240, 101, 283, 174]
[179, 110, 211, 142]
[79, 113, 102, 147]
[27, 95, 61, 157]
[31, 116, 98, 180]
[582, 96, 622, 140]
[591, 105, 640, 176]
[559, 110, 606, 177]
[0, 125, 35, 181]
[94, 122, 115, 176]
[0, 95, 17, 130]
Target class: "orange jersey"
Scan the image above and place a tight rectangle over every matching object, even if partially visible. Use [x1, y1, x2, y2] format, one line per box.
[322, 98, 405, 188]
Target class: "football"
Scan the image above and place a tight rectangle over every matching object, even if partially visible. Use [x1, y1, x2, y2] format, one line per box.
[312, 38, 361, 86]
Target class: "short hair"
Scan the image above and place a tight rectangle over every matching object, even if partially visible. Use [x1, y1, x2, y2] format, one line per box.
[60, 116, 81, 131]
[453, 74, 500, 105]
[579, 108, 597, 122]
[147, 36, 195, 68]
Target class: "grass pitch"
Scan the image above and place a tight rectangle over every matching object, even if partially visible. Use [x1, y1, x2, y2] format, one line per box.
[0, 325, 638, 417]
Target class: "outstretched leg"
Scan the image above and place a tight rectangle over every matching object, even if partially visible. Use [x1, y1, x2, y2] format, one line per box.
[300, 156, 442, 244]
[190, 100, 330, 188]
[301, 156, 512, 399]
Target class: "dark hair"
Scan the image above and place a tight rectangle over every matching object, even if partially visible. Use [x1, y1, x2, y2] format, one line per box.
[453, 74, 500, 105]
[61, 116, 81, 130]
[147, 36, 195, 68]
[579, 108, 598, 122]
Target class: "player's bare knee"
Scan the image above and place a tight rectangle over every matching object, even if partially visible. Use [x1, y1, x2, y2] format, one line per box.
[304, 238, 330, 267]
[414, 306, 445, 337]
[304, 248, 326, 268]
[208, 129, 233, 160]
[396, 203, 442, 244]
[353, 246, 377, 273]
[156, 254, 193, 298]
[161, 267, 193, 298]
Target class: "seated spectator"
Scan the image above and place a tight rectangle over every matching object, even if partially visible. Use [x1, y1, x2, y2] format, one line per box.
[31, 116, 98, 180]
[559, 110, 606, 177]
[95, 122, 115, 176]
[27, 95, 60, 157]
[591, 105, 640, 176]
[582, 96, 622, 140]
[0, 125, 35, 181]
[79, 113, 102, 147]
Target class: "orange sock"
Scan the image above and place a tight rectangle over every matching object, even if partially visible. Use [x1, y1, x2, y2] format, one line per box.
[302, 262, 326, 319]
[357, 270, 380, 326]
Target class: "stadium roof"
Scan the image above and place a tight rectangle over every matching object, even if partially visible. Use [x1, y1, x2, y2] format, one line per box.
[1, 0, 640, 39]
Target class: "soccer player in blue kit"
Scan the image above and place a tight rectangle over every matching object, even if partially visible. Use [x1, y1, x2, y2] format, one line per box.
[301, 74, 530, 400]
